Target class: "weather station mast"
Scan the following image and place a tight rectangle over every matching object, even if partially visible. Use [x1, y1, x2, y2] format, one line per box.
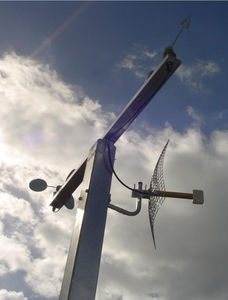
[30, 16, 203, 300]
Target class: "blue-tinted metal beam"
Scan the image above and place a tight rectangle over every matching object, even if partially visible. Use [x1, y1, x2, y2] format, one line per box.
[103, 51, 181, 143]
[50, 50, 181, 212]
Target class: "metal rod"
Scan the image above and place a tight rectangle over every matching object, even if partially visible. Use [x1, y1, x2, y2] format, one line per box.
[171, 27, 184, 48]
[132, 189, 193, 200]
[153, 190, 193, 200]
[108, 198, 142, 216]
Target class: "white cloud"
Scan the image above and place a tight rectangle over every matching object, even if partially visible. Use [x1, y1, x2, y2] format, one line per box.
[118, 54, 136, 70]
[0, 289, 27, 300]
[0, 51, 116, 299]
[0, 264, 8, 276]
[187, 106, 203, 125]
[0, 193, 36, 225]
[176, 60, 221, 92]
[0, 221, 4, 234]
[212, 110, 228, 121]
[0, 52, 111, 173]
[214, 111, 224, 120]
[0, 52, 109, 298]
[0, 235, 32, 273]
[0, 52, 228, 300]
[117, 54, 145, 78]
[25, 257, 64, 298]
[117, 45, 157, 78]
[143, 50, 157, 59]
[210, 130, 228, 158]
[200, 61, 221, 77]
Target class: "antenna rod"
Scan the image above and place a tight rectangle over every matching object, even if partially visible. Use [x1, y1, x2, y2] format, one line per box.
[171, 15, 192, 48]
[153, 190, 193, 200]
[171, 27, 184, 48]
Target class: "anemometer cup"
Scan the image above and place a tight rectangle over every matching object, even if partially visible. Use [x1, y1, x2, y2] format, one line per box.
[192, 190, 204, 205]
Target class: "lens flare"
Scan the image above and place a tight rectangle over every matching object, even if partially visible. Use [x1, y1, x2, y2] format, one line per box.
[30, 2, 90, 58]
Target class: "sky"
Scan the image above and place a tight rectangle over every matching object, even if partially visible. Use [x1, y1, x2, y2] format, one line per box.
[0, 1, 228, 300]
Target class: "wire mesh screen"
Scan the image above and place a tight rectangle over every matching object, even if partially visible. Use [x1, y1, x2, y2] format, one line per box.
[148, 140, 169, 248]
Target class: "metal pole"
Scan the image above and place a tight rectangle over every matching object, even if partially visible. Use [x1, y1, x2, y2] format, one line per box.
[50, 50, 181, 211]
[59, 139, 115, 300]
[48, 49, 182, 300]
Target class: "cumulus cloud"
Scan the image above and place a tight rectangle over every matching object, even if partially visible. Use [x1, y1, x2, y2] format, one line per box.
[0, 193, 36, 225]
[0, 52, 228, 300]
[212, 109, 228, 121]
[118, 48, 221, 93]
[24, 256, 65, 298]
[176, 60, 221, 92]
[0, 52, 113, 298]
[187, 106, 203, 126]
[0, 289, 28, 300]
[0, 263, 8, 276]
[117, 45, 157, 78]
[0, 52, 113, 172]
[142, 50, 157, 59]
[0, 235, 31, 273]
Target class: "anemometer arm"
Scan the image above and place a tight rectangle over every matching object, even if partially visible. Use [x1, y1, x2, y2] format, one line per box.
[49, 159, 87, 211]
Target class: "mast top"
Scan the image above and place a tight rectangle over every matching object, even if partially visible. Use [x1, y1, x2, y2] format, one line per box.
[170, 15, 192, 49]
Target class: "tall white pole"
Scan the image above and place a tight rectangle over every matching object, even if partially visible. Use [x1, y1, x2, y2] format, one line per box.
[59, 139, 115, 300]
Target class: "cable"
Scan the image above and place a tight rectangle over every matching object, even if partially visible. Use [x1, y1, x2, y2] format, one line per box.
[106, 141, 148, 195]
[107, 141, 134, 191]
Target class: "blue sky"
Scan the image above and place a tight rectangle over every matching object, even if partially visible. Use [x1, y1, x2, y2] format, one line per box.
[0, 2, 228, 300]
[1, 1, 227, 134]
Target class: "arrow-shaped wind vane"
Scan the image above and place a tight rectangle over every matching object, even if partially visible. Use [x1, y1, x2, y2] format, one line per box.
[171, 15, 192, 48]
